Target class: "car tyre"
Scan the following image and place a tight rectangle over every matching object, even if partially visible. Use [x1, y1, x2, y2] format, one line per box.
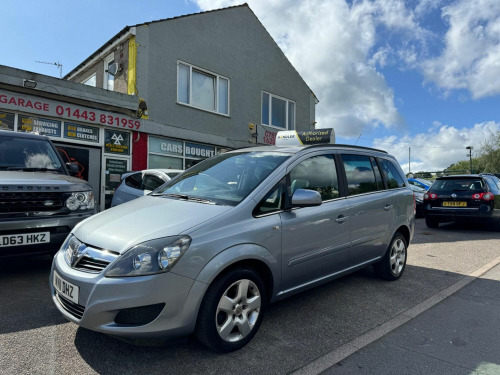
[374, 232, 407, 281]
[425, 216, 439, 228]
[195, 267, 267, 352]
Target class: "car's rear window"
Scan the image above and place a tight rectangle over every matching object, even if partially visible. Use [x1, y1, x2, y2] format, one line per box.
[432, 178, 485, 192]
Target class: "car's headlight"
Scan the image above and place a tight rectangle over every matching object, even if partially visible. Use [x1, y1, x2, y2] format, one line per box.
[63, 234, 83, 266]
[66, 191, 95, 211]
[105, 236, 191, 277]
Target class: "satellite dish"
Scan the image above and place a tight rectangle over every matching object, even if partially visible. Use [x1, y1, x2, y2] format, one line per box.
[107, 62, 121, 76]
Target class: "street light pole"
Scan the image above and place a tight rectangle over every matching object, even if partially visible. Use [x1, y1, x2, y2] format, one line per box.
[466, 146, 473, 173]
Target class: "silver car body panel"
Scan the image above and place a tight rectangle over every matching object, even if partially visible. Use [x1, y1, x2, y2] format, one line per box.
[50, 144, 414, 340]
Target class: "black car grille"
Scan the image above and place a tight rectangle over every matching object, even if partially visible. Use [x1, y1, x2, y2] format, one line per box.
[74, 254, 113, 273]
[68, 245, 119, 274]
[0, 192, 66, 213]
[55, 292, 85, 320]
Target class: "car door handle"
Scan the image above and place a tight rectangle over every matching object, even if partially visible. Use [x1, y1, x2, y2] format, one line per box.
[384, 204, 393, 211]
[335, 215, 348, 223]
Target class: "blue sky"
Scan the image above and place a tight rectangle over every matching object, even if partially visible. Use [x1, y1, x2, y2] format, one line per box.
[2, 0, 499, 172]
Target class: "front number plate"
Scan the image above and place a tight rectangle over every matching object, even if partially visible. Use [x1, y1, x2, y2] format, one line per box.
[0, 232, 50, 247]
[53, 271, 79, 304]
[443, 201, 467, 207]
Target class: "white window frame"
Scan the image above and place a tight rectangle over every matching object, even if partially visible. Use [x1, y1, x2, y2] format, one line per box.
[261, 91, 296, 130]
[81, 73, 97, 87]
[103, 53, 115, 90]
[177, 61, 230, 116]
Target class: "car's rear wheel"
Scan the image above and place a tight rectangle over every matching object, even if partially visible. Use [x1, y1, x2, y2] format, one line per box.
[195, 267, 266, 352]
[374, 232, 407, 281]
[425, 216, 439, 228]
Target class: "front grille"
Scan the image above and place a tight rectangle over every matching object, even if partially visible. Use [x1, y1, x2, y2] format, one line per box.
[70, 246, 119, 274]
[0, 192, 67, 213]
[55, 292, 85, 320]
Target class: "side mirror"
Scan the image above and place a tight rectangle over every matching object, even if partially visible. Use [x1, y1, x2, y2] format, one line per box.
[66, 162, 80, 176]
[291, 189, 322, 207]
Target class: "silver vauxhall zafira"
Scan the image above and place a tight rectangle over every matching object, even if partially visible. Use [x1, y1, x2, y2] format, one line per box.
[50, 131, 415, 352]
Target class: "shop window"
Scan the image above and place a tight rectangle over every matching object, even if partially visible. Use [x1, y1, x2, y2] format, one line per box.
[177, 61, 229, 115]
[262, 92, 295, 129]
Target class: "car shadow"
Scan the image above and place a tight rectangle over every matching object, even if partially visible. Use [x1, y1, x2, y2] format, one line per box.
[0, 255, 67, 334]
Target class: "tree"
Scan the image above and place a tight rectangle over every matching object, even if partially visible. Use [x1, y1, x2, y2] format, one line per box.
[478, 130, 500, 173]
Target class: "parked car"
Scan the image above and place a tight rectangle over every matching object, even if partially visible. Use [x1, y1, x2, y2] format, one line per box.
[423, 174, 500, 228]
[410, 184, 426, 217]
[407, 177, 433, 190]
[0, 130, 96, 257]
[110, 169, 183, 207]
[50, 139, 414, 352]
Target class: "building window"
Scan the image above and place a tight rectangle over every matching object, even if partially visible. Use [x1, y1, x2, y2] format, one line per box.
[177, 61, 229, 115]
[82, 73, 96, 87]
[262, 92, 295, 129]
[104, 53, 115, 91]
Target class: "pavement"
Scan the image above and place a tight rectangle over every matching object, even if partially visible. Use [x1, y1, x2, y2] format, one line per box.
[294, 260, 500, 375]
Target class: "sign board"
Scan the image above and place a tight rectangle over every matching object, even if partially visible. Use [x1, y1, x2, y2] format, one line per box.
[105, 158, 128, 190]
[149, 136, 183, 156]
[0, 89, 142, 130]
[185, 142, 215, 159]
[104, 130, 130, 155]
[0, 111, 14, 131]
[64, 123, 100, 143]
[17, 115, 62, 137]
[275, 129, 335, 147]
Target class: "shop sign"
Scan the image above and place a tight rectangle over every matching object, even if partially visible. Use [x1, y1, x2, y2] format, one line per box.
[105, 158, 128, 190]
[0, 111, 14, 131]
[17, 115, 61, 137]
[149, 136, 183, 156]
[64, 123, 100, 143]
[0, 89, 142, 130]
[185, 142, 215, 159]
[104, 130, 130, 155]
[258, 126, 278, 145]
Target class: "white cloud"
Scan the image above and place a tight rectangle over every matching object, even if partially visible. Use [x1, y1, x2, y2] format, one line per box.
[193, 0, 421, 136]
[421, 0, 500, 99]
[373, 121, 500, 171]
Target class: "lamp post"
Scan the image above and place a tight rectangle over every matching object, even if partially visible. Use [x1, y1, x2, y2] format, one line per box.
[466, 146, 473, 173]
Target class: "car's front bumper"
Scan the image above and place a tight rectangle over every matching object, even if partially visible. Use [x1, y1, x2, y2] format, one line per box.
[50, 249, 208, 340]
[0, 212, 94, 257]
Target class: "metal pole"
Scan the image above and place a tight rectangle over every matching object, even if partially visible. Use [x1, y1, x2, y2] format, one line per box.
[409, 147, 411, 174]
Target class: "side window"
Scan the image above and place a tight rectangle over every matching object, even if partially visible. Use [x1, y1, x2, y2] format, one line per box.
[125, 173, 142, 189]
[342, 154, 379, 195]
[253, 179, 285, 216]
[289, 154, 339, 201]
[378, 158, 406, 189]
[143, 174, 166, 191]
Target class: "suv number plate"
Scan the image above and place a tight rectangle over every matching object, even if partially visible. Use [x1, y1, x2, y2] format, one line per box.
[0, 232, 50, 247]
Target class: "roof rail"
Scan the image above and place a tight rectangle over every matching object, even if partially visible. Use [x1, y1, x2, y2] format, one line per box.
[303, 143, 388, 154]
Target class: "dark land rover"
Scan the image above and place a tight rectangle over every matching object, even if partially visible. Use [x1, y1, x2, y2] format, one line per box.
[0, 130, 96, 257]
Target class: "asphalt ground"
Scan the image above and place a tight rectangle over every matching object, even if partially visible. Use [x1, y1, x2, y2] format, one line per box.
[0, 219, 499, 375]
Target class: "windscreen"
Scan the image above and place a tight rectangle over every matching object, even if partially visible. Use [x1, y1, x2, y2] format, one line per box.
[153, 151, 290, 206]
[0, 135, 63, 171]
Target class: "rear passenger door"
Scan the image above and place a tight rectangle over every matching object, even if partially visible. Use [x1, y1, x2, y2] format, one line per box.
[341, 154, 392, 265]
[281, 152, 350, 291]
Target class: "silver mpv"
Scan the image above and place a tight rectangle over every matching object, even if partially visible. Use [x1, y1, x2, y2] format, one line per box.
[50, 143, 414, 352]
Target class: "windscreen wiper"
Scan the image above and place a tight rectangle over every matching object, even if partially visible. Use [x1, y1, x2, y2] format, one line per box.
[161, 193, 216, 205]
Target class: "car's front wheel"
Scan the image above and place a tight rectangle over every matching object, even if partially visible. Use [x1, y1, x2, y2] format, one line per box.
[374, 232, 407, 281]
[195, 267, 266, 352]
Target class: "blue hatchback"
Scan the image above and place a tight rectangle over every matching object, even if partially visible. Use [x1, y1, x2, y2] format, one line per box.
[407, 178, 432, 190]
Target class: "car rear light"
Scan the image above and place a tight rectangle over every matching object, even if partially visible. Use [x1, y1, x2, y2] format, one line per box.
[424, 192, 438, 200]
[472, 192, 495, 201]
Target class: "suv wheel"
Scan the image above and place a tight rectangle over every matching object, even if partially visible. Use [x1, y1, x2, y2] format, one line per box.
[374, 232, 407, 281]
[195, 268, 266, 352]
[425, 216, 439, 228]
